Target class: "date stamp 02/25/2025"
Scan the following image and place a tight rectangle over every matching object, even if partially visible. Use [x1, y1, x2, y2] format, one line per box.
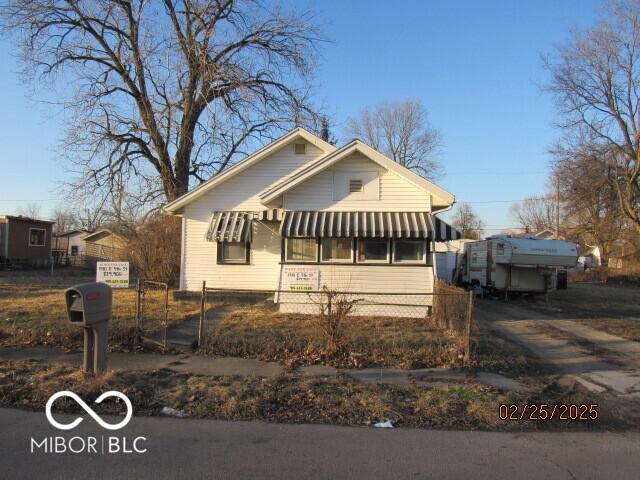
[499, 404, 599, 421]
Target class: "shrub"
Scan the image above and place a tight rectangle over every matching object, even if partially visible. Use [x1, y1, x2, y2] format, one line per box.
[125, 215, 181, 285]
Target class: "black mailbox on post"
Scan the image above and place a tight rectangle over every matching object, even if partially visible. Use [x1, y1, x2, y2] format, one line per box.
[65, 282, 112, 375]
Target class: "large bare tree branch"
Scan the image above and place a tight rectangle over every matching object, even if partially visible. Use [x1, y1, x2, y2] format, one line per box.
[1, 0, 323, 203]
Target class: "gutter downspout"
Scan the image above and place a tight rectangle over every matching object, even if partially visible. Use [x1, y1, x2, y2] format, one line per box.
[430, 196, 457, 279]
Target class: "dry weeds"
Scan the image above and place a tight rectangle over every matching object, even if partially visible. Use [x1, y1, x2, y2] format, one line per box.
[0, 283, 202, 350]
[201, 307, 463, 369]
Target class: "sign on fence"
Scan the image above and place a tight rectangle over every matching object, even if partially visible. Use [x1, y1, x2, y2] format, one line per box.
[96, 261, 130, 288]
[282, 266, 319, 292]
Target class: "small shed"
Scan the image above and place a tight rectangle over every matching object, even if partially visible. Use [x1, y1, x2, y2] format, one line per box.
[83, 228, 128, 264]
[0, 215, 54, 267]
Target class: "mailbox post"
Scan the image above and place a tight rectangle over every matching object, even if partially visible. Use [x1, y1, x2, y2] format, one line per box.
[65, 282, 112, 375]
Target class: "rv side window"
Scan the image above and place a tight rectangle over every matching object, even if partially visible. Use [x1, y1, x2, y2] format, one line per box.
[497, 243, 505, 255]
[471, 252, 478, 264]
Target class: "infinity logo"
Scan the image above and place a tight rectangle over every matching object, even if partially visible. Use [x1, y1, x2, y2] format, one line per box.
[45, 391, 133, 431]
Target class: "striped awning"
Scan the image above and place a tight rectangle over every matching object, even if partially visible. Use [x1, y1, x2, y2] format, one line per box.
[433, 216, 462, 241]
[280, 211, 432, 238]
[206, 209, 283, 243]
[207, 211, 252, 242]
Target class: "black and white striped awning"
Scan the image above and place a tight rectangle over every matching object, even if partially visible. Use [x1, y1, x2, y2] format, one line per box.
[207, 209, 283, 243]
[433, 216, 462, 241]
[207, 211, 252, 242]
[280, 211, 432, 238]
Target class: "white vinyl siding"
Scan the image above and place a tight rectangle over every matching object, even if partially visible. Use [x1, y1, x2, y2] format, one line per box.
[180, 141, 324, 291]
[278, 265, 434, 317]
[282, 152, 431, 211]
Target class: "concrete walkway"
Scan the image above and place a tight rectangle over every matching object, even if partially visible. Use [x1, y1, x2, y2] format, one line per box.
[0, 346, 524, 391]
[152, 305, 236, 348]
[476, 300, 640, 397]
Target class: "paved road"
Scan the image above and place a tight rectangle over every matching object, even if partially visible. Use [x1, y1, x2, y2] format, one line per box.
[2, 407, 639, 479]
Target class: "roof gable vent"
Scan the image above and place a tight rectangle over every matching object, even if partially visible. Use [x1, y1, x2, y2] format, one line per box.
[294, 143, 306, 154]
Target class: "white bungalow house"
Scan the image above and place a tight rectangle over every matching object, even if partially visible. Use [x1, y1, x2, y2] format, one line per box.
[164, 128, 460, 317]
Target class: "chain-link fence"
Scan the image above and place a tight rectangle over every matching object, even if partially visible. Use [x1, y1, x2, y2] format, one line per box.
[198, 281, 474, 364]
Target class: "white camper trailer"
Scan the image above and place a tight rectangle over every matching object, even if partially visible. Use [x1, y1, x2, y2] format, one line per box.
[460, 235, 578, 296]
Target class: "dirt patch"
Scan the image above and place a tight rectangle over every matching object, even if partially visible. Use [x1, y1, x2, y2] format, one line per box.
[199, 307, 463, 369]
[524, 283, 640, 341]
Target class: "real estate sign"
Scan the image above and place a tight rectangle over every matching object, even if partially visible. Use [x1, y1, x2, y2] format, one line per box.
[281, 266, 319, 292]
[96, 261, 130, 288]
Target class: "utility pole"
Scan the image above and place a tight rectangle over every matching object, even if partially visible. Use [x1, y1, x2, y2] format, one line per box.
[555, 174, 560, 238]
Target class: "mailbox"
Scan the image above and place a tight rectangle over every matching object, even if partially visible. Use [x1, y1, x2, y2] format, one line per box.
[65, 282, 112, 375]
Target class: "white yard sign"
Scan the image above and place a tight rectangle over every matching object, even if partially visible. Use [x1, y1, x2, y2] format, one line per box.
[96, 261, 130, 288]
[282, 266, 319, 292]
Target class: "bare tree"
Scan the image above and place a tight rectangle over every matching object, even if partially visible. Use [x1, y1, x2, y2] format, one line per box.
[51, 206, 78, 234]
[345, 98, 443, 180]
[552, 144, 625, 265]
[544, 0, 640, 234]
[450, 203, 484, 240]
[2, 0, 323, 203]
[17, 202, 42, 219]
[509, 195, 557, 234]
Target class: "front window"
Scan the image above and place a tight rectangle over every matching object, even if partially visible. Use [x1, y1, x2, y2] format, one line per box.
[321, 238, 352, 262]
[357, 238, 388, 262]
[286, 238, 317, 262]
[71, 245, 79, 256]
[393, 239, 425, 263]
[218, 242, 248, 264]
[29, 228, 45, 247]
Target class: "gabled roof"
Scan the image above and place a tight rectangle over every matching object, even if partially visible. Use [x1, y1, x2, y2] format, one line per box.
[82, 228, 127, 242]
[164, 128, 336, 213]
[259, 140, 455, 207]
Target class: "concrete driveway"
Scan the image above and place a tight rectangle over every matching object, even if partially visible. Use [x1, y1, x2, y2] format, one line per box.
[3, 407, 640, 480]
[475, 299, 640, 397]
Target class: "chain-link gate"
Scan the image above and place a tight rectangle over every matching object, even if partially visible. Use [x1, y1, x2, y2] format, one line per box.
[135, 279, 169, 348]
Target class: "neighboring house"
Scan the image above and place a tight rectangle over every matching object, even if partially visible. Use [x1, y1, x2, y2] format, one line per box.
[0, 215, 54, 267]
[164, 128, 460, 317]
[83, 229, 128, 263]
[52, 229, 90, 265]
[533, 229, 560, 240]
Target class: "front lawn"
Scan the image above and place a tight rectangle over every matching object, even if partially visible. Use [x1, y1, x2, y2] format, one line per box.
[201, 306, 465, 369]
[0, 281, 201, 350]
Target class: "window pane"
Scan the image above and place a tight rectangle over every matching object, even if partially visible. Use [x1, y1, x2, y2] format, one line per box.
[321, 238, 352, 261]
[394, 239, 424, 262]
[358, 239, 388, 261]
[30, 229, 44, 246]
[222, 242, 246, 262]
[286, 238, 317, 261]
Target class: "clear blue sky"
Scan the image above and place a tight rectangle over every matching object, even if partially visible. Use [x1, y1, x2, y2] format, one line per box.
[0, 0, 601, 233]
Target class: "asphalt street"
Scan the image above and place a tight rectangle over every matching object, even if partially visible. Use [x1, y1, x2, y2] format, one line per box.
[1, 407, 639, 479]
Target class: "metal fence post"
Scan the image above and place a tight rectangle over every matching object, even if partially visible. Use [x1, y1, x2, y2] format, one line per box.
[464, 291, 474, 364]
[163, 284, 169, 349]
[135, 278, 141, 330]
[198, 280, 206, 347]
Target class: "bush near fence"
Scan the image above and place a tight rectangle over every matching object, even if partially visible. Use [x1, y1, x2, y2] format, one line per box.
[198, 284, 474, 368]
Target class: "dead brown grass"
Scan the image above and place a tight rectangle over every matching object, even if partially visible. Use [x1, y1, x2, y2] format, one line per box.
[0, 283, 201, 350]
[4, 359, 636, 431]
[528, 283, 640, 341]
[201, 306, 463, 369]
[0, 360, 509, 430]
